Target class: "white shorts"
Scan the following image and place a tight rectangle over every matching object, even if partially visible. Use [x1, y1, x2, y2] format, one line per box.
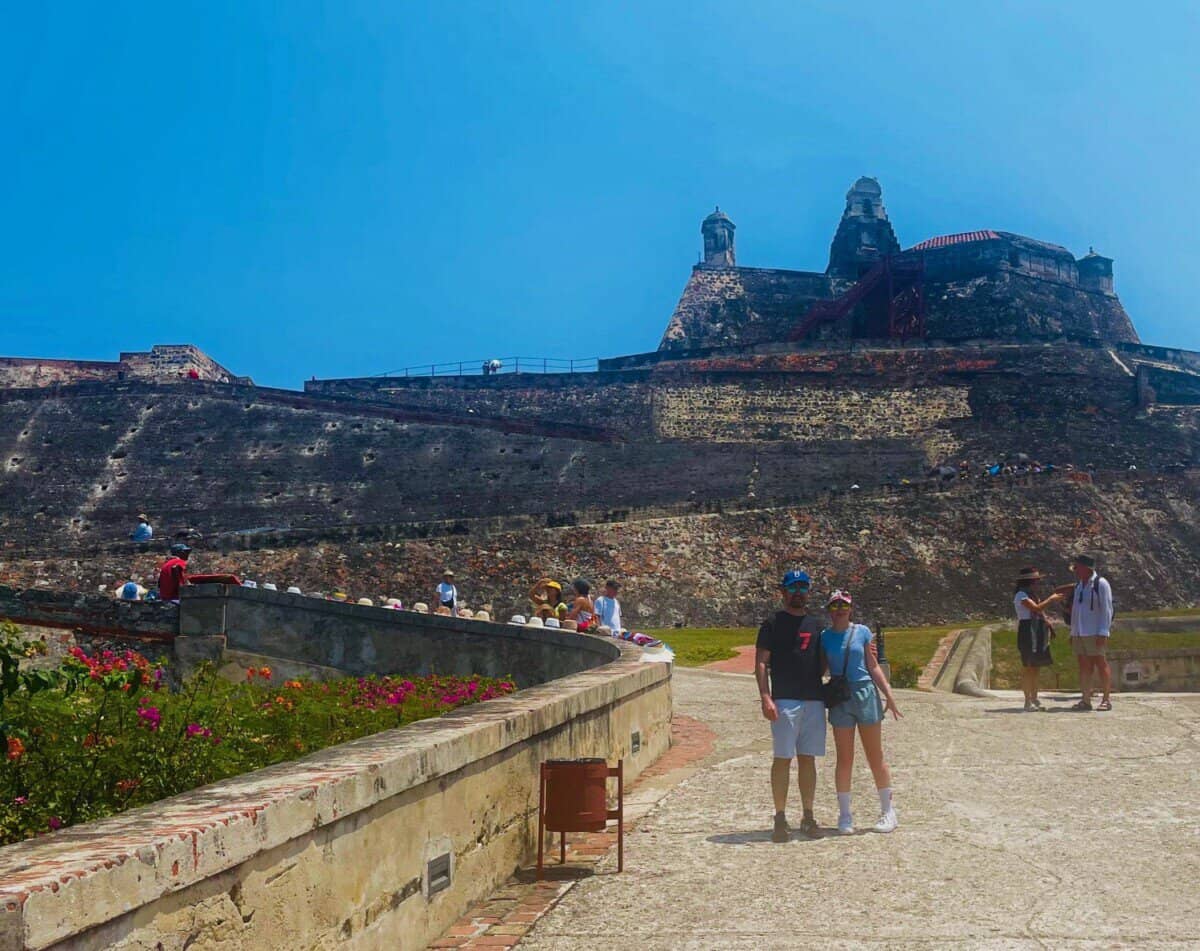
[770, 699, 827, 758]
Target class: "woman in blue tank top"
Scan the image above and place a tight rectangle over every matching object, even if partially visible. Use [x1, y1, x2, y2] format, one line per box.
[820, 589, 901, 835]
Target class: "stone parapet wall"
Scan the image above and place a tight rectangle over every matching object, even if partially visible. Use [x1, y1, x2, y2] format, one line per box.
[1110, 648, 1200, 692]
[0, 641, 671, 949]
[0, 347, 238, 390]
[181, 584, 624, 688]
[0, 585, 178, 642]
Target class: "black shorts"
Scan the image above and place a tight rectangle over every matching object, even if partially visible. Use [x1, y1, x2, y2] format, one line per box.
[1017, 619, 1053, 667]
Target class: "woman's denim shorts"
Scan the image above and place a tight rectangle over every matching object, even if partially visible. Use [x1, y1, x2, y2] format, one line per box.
[828, 681, 884, 728]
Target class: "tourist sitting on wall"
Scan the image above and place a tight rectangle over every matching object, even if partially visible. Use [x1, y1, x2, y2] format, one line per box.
[130, 514, 153, 543]
[1012, 567, 1062, 712]
[157, 544, 191, 604]
[436, 570, 458, 612]
[566, 579, 595, 632]
[116, 578, 147, 601]
[529, 578, 566, 620]
[593, 580, 623, 632]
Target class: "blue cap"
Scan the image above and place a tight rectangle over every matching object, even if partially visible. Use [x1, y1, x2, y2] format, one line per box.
[781, 569, 811, 589]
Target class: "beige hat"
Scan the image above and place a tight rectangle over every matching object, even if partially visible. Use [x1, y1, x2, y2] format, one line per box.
[413, 602, 429, 614]
[474, 610, 491, 622]
[357, 597, 374, 606]
[524, 616, 544, 628]
[384, 597, 402, 608]
[456, 607, 473, 618]
[561, 619, 578, 632]
[435, 605, 453, 616]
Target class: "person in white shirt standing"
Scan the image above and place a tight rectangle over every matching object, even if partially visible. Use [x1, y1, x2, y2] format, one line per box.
[436, 570, 458, 612]
[1068, 554, 1114, 712]
[593, 580, 623, 632]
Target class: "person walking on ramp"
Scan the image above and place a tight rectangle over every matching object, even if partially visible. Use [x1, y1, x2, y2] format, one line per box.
[755, 569, 826, 842]
[821, 590, 901, 835]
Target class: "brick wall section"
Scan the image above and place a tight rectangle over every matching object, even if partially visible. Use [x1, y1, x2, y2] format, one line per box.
[652, 383, 970, 442]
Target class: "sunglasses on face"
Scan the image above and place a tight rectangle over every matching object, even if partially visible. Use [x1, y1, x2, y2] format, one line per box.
[828, 602, 851, 611]
[783, 584, 810, 594]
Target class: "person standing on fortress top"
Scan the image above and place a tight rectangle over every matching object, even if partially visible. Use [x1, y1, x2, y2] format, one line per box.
[566, 579, 595, 631]
[436, 570, 458, 612]
[756, 569, 825, 842]
[157, 544, 191, 603]
[1012, 567, 1062, 711]
[821, 589, 901, 835]
[1069, 555, 1114, 712]
[130, 514, 153, 543]
[593, 580, 623, 632]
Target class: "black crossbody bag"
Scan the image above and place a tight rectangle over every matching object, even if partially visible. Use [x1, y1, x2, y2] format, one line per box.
[821, 628, 854, 708]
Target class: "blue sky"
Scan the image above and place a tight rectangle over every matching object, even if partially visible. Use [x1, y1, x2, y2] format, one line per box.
[2, 1, 1197, 388]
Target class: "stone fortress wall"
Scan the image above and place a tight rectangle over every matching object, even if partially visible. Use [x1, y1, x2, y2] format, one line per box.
[0, 584, 671, 949]
[0, 345, 243, 389]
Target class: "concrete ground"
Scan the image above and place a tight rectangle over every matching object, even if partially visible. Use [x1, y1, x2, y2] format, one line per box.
[519, 668, 1200, 949]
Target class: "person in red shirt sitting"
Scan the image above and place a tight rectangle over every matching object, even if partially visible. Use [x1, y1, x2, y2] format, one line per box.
[157, 544, 191, 602]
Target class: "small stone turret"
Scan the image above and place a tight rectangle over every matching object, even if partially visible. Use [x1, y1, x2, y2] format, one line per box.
[827, 177, 901, 278]
[1078, 248, 1115, 295]
[701, 207, 736, 267]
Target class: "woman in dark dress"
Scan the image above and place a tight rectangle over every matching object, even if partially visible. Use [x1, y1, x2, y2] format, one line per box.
[1013, 567, 1062, 711]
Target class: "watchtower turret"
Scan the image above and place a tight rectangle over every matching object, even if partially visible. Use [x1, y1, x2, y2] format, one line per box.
[1078, 248, 1115, 295]
[827, 176, 900, 278]
[701, 207, 736, 267]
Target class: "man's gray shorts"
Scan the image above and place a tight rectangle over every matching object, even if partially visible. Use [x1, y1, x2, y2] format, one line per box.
[770, 699, 827, 758]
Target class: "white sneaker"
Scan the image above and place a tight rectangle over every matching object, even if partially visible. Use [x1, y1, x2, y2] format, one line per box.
[873, 809, 898, 833]
[837, 817, 854, 835]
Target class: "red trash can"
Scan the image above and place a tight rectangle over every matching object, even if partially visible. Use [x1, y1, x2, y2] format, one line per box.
[537, 758, 623, 877]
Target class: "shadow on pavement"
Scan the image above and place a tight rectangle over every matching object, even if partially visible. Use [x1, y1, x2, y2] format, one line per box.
[706, 830, 826, 845]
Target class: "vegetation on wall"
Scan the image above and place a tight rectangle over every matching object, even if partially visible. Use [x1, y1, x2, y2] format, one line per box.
[0, 622, 515, 846]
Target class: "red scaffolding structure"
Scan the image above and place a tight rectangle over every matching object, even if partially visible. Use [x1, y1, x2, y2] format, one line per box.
[790, 254, 926, 343]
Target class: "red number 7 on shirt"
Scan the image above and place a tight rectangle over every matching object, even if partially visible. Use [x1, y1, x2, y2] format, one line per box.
[796, 633, 812, 650]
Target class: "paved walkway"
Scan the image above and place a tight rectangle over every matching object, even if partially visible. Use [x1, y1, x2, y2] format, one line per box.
[519, 668, 1200, 949]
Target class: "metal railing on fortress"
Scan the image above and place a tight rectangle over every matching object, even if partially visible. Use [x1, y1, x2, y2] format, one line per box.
[374, 357, 599, 378]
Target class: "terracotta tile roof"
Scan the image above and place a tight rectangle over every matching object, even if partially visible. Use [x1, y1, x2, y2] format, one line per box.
[908, 230, 1001, 251]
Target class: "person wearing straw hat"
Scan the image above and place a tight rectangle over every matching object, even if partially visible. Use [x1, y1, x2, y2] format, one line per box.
[820, 589, 901, 835]
[130, 514, 153, 543]
[436, 570, 458, 612]
[1013, 567, 1062, 711]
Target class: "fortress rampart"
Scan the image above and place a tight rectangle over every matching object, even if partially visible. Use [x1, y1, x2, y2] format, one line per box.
[0, 584, 670, 950]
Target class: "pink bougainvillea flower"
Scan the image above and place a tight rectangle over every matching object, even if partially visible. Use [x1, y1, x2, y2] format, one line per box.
[185, 723, 212, 739]
[47, 817, 62, 831]
[137, 705, 162, 731]
[12, 796, 28, 806]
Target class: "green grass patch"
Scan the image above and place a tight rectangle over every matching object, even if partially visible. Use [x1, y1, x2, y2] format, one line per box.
[991, 628, 1200, 690]
[878, 623, 974, 688]
[647, 623, 964, 682]
[645, 627, 756, 667]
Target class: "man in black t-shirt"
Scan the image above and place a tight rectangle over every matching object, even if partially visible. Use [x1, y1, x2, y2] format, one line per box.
[755, 568, 826, 842]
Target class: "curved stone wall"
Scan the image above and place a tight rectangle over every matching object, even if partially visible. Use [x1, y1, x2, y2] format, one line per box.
[0, 594, 671, 949]
[179, 584, 623, 688]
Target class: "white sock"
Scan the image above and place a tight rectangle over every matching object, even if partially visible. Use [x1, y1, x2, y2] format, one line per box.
[837, 792, 852, 820]
[878, 787, 893, 814]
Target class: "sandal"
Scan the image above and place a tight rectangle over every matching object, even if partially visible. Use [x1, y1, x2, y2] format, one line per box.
[1096, 699, 1112, 711]
[1070, 700, 1093, 711]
